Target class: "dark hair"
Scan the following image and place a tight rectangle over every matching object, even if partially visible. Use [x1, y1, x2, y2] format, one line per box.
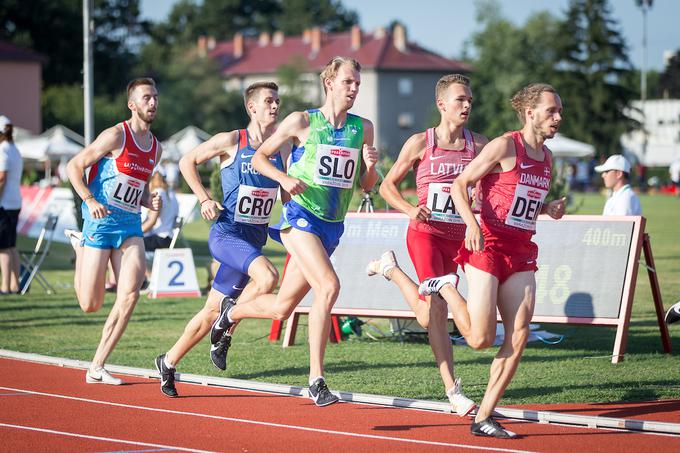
[244, 81, 279, 106]
[127, 77, 156, 99]
[0, 124, 13, 143]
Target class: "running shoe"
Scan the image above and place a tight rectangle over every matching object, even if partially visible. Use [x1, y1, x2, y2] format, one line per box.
[154, 354, 178, 397]
[664, 300, 680, 325]
[210, 333, 232, 371]
[210, 296, 236, 344]
[470, 417, 517, 438]
[447, 378, 476, 417]
[86, 366, 123, 385]
[309, 377, 339, 407]
[366, 250, 398, 280]
[64, 229, 82, 250]
[418, 273, 460, 296]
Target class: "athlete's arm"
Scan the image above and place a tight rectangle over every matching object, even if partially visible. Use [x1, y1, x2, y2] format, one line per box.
[253, 111, 308, 196]
[142, 207, 160, 232]
[538, 150, 567, 219]
[359, 119, 379, 192]
[379, 132, 429, 221]
[179, 131, 238, 220]
[451, 135, 513, 252]
[66, 126, 123, 219]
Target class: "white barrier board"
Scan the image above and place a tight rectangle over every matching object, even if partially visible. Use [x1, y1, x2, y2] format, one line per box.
[148, 248, 201, 298]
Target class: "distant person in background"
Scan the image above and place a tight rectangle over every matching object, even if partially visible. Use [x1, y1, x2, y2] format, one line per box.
[670, 156, 680, 197]
[162, 160, 180, 190]
[142, 168, 179, 253]
[595, 154, 642, 216]
[574, 159, 590, 191]
[0, 115, 23, 294]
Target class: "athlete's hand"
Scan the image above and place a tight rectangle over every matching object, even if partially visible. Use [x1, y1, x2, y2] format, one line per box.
[201, 199, 224, 221]
[408, 204, 431, 223]
[85, 198, 111, 219]
[464, 223, 484, 252]
[281, 175, 307, 196]
[362, 144, 378, 170]
[150, 191, 162, 211]
[546, 197, 567, 219]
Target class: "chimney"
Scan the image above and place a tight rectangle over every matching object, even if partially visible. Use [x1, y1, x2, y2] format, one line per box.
[273, 31, 284, 46]
[197, 35, 207, 57]
[373, 27, 386, 39]
[207, 36, 216, 51]
[258, 31, 270, 47]
[393, 23, 407, 53]
[311, 27, 321, 54]
[302, 29, 311, 43]
[233, 32, 243, 58]
[350, 25, 361, 51]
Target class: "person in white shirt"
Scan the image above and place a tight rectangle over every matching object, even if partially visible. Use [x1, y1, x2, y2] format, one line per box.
[595, 154, 642, 216]
[669, 156, 680, 197]
[0, 115, 23, 294]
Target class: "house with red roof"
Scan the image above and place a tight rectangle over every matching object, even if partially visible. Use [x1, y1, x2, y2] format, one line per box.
[0, 40, 45, 134]
[204, 24, 471, 156]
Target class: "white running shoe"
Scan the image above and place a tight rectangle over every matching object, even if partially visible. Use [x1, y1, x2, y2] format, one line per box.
[447, 378, 476, 416]
[86, 366, 124, 385]
[418, 274, 459, 296]
[64, 229, 82, 250]
[366, 250, 398, 280]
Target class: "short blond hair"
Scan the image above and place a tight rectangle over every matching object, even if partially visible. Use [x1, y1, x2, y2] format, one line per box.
[511, 83, 557, 124]
[243, 81, 279, 107]
[320, 56, 361, 93]
[435, 74, 470, 100]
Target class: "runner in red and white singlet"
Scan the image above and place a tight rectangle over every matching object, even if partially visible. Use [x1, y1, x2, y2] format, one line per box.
[419, 83, 567, 439]
[66, 78, 163, 386]
[367, 75, 487, 417]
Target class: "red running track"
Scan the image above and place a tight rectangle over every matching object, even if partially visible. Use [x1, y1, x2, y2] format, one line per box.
[1, 358, 678, 452]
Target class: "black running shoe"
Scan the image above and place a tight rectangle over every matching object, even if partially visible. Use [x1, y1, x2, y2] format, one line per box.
[665, 300, 680, 325]
[210, 333, 232, 371]
[470, 417, 517, 438]
[154, 354, 178, 398]
[309, 378, 339, 407]
[210, 297, 236, 344]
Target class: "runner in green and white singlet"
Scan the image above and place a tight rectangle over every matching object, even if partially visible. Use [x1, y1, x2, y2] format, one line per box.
[226, 57, 379, 407]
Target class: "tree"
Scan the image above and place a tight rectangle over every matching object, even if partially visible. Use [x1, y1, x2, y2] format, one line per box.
[659, 51, 680, 98]
[276, 0, 358, 35]
[552, 0, 637, 158]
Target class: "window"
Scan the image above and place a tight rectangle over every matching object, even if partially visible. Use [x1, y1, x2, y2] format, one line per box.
[398, 78, 413, 96]
[398, 112, 414, 129]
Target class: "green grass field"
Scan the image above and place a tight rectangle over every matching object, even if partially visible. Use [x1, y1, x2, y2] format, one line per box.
[1, 192, 680, 405]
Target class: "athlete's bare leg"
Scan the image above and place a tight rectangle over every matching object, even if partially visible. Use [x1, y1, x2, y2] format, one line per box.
[90, 236, 145, 369]
[387, 267, 431, 327]
[440, 265, 498, 349]
[427, 295, 456, 391]
[74, 245, 113, 313]
[474, 270, 535, 422]
[165, 256, 278, 365]
[0, 248, 20, 293]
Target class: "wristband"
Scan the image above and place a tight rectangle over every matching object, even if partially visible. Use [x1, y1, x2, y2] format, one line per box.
[200, 198, 212, 205]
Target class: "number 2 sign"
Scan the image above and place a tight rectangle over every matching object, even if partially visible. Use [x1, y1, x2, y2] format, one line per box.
[147, 248, 201, 299]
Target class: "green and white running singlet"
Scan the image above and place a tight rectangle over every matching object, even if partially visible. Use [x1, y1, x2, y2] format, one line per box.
[287, 109, 364, 222]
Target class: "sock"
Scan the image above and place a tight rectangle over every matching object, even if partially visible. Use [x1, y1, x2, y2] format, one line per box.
[226, 307, 235, 324]
[164, 355, 175, 369]
[310, 375, 324, 386]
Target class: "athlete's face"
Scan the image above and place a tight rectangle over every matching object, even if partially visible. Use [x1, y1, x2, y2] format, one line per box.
[249, 88, 280, 126]
[527, 92, 562, 139]
[129, 84, 158, 124]
[326, 64, 361, 110]
[437, 83, 473, 126]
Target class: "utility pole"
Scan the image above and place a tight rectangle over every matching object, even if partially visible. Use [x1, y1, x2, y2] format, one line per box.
[637, 0, 653, 169]
[83, 0, 94, 145]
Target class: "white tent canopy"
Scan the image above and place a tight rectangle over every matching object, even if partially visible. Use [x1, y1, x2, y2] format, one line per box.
[16, 125, 84, 162]
[161, 126, 211, 162]
[545, 133, 595, 159]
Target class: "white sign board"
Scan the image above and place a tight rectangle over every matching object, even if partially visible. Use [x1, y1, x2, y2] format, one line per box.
[148, 248, 201, 298]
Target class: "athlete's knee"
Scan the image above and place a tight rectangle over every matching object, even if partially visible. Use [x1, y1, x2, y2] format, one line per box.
[416, 312, 430, 329]
[467, 332, 495, 350]
[313, 276, 340, 306]
[510, 326, 530, 352]
[116, 291, 139, 313]
[79, 300, 102, 313]
[253, 268, 279, 294]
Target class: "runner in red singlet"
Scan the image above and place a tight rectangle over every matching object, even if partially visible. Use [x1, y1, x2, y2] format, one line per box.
[367, 74, 487, 416]
[419, 83, 566, 438]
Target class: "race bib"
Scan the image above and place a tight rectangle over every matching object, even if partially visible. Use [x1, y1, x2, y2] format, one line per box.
[505, 184, 548, 230]
[314, 144, 359, 189]
[426, 183, 463, 224]
[108, 173, 146, 213]
[235, 184, 277, 224]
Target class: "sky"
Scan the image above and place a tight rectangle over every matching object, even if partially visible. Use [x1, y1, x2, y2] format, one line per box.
[140, 0, 678, 71]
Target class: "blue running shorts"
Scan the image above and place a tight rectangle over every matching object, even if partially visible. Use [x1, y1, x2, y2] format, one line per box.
[269, 200, 344, 256]
[208, 226, 263, 298]
[81, 220, 143, 249]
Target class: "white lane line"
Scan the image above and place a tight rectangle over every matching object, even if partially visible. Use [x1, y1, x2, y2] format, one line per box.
[0, 386, 535, 453]
[0, 422, 215, 453]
